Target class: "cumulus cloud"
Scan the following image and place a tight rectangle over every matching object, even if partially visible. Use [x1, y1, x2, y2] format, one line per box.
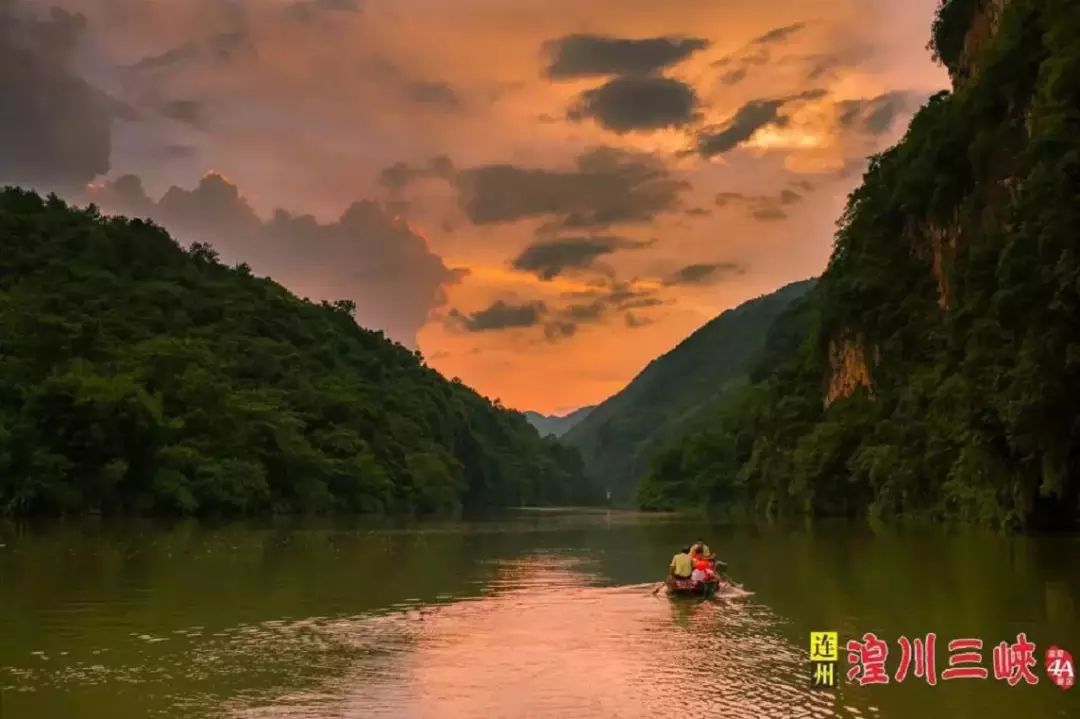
[90, 172, 462, 347]
[567, 76, 698, 133]
[511, 235, 651, 280]
[664, 262, 745, 286]
[450, 300, 547, 332]
[455, 147, 689, 228]
[695, 90, 824, 157]
[543, 34, 708, 78]
[0, 2, 114, 192]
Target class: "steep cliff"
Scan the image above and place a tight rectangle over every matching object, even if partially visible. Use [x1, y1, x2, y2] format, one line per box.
[640, 0, 1080, 528]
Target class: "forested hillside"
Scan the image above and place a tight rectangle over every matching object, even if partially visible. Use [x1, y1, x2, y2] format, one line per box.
[639, 0, 1080, 529]
[564, 280, 815, 501]
[0, 189, 595, 516]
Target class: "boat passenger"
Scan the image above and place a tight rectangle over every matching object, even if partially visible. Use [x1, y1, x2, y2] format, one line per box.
[670, 546, 694, 579]
[690, 538, 711, 560]
[690, 560, 710, 584]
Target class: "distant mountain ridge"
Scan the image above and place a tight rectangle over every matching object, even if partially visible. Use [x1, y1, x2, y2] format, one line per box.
[524, 406, 595, 437]
[563, 279, 816, 501]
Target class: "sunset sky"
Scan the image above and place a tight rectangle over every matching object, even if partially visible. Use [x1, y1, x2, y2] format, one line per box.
[3, 0, 948, 414]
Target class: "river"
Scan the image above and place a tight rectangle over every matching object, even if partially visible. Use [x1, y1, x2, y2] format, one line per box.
[1, 510, 1077, 718]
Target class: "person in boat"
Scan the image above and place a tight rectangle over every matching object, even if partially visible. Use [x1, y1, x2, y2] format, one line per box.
[690, 538, 711, 561]
[669, 546, 694, 580]
[690, 560, 712, 584]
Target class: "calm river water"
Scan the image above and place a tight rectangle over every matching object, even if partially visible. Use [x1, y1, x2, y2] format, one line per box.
[1, 511, 1077, 718]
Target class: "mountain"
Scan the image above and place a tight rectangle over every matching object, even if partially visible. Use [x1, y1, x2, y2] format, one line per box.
[562, 279, 816, 501]
[639, 0, 1080, 529]
[524, 406, 596, 438]
[0, 188, 597, 516]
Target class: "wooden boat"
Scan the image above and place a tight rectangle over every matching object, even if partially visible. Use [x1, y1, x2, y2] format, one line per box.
[667, 576, 721, 598]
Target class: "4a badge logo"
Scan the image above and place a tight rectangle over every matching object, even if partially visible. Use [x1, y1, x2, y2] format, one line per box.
[1045, 646, 1075, 691]
[810, 631, 839, 689]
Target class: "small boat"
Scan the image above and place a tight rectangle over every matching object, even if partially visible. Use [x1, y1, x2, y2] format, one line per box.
[667, 576, 721, 598]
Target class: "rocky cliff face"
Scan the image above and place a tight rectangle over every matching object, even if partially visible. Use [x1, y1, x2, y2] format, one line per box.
[823, 0, 1015, 400]
[824, 336, 875, 406]
[948, 0, 1012, 89]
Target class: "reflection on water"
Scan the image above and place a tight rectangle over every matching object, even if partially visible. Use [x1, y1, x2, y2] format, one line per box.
[223, 559, 832, 719]
[1, 512, 1077, 718]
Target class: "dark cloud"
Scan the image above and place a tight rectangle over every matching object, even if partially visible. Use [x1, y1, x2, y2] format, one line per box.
[567, 76, 697, 133]
[452, 276, 663, 341]
[0, 3, 113, 192]
[287, 0, 360, 20]
[128, 43, 197, 71]
[159, 143, 197, 159]
[90, 172, 462, 347]
[695, 90, 825, 157]
[451, 300, 547, 332]
[713, 22, 804, 86]
[752, 22, 806, 45]
[405, 80, 460, 110]
[716, 47, 770, 85]
[160, 99, 203, 125]
[752, 205, 787, 222]
[544, 34, 708, 78]
[837, 91, 913, 135]
[625, 311, 654, 328]
[511, 235, 651, 280]
[544, 321, 577, 340]
[714, 187, 804, 222]
[664, 262, 745, 286]
[129, 30, 251, 72]
[696, 99, 786, 156]
[685, 207, 711, 217]
[714, 192, 748, 208]
[541, 279, 663, 339]
[378, 155, 456, 191]
[286, 0, 361, 22]
[455, 147, 688, 228]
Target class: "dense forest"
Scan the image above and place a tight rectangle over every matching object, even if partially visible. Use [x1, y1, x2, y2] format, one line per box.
[640, 0, 1080, 529]
[565, 280, 814, 502]
[0, 188, 596, 516]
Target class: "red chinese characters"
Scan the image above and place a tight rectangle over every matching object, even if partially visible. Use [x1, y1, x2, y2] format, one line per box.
[895, 633, 938, 685]
[942, 638, 989, 680]
[992, 633, 1039, 686]
[847, 632, 890, 685]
